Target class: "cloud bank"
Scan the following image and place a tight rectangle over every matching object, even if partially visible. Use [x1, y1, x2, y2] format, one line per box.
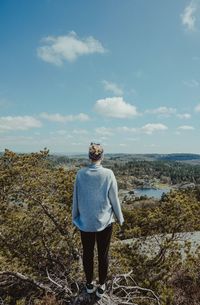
[177, 125, 195, 130]
[146, 106, 176, 117]
[102, 80, 123, 95]
[37, 31, 106, 66]
[94, 97, 138, 118]
[39, 112, 90, 122]
[0, 116, 42, 131]
[141, 123, 168, 134]
[181, 1, 197, 31]
[177, 113, 191, 119]
[195, 104, 200, 112]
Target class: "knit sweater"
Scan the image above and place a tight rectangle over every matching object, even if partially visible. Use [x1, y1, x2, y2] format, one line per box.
[72, 163, 124, 232]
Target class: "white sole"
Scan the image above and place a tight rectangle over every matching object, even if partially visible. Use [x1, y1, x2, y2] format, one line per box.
[86, 287, 95, 294]
[96, 290, 105, 298]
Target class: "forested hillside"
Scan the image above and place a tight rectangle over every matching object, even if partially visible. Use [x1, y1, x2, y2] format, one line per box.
[49, 153, 200, 185]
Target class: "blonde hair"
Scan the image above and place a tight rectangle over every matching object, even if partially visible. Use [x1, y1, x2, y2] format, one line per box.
[88, 142, 104, 161]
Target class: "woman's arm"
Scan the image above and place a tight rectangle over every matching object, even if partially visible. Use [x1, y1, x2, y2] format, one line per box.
[108, 171, 124, 225]
[72, 174, 79, 224]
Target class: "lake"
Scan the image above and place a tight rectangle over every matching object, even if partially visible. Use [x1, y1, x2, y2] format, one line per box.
[134, 187, 171, 199]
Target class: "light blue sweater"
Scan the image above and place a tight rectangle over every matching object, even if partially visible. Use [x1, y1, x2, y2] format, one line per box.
[72, 163, 124, 232]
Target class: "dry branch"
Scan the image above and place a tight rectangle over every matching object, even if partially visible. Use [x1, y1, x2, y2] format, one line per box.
[0, 270, 161, 305]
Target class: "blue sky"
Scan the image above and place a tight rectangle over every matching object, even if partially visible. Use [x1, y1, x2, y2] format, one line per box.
[1, 0, 200, 154]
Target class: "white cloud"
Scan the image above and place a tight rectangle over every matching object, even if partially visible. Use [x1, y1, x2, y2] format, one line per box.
[146, 106, 176, 116]
[141, 123, 168, 135]
[177, 125, 195, 130]
[0, 116, 42, 131]
[95, 127, 114, 136]
[177, 113, 191, 119]
[181, 1, 197, 31]
[116, 126, 136, 132]
[195, 103, 200, 112]
[94, 125, 137, 135]
[102, 80, 123, 95]
[39, 112, 90, 122]
[37, 31, 106, 66]
[183, 79, 199, 87]
[94, 97, 139, 118]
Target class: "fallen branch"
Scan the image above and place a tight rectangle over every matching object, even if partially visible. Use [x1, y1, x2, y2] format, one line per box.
[0, 270, 161, 305]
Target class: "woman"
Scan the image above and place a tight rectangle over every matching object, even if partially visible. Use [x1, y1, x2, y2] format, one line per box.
[72, 142, 124, 298]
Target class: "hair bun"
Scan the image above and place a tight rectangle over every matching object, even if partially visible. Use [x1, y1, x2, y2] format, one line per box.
[88, 142, 104, 160]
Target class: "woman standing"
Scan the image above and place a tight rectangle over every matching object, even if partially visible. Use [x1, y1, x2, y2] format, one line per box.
[72, 142, 124, 298]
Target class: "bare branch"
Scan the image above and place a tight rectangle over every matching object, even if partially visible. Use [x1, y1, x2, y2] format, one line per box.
[0, 271, 52, 292]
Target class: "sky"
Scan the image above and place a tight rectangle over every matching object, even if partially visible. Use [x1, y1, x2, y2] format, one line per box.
[1, 0, 200, 154]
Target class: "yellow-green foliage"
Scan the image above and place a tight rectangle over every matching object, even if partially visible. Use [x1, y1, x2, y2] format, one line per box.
[0, 149, 82, 280]
[110, 186, 200, 304]
[120, 188, 200, 239]
[1, 149, 200, 305]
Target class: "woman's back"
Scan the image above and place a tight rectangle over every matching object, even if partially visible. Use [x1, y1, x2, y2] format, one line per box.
[72, 162, 124, 232]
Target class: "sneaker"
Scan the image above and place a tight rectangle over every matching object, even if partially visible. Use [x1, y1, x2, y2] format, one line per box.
[86, 282, 95, 294]
[96, 283, 106, 298]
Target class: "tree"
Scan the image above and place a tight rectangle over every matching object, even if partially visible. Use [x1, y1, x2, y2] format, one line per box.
[0, 149, 81, 304]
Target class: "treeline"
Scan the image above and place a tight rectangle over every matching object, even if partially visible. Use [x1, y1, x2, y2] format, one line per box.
[49, 154, 200, 185]
[111, 160, 200, 184]
[155, 153, 200, 161]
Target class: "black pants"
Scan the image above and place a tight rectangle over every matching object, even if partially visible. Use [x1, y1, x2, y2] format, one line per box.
[80, 223, 113, 285]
